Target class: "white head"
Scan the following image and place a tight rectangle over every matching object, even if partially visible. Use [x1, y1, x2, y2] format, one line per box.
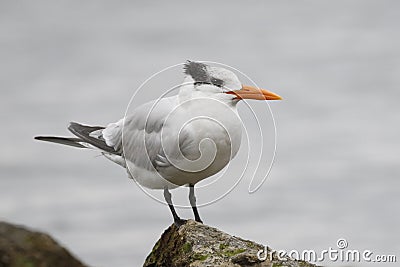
[182, 61, 282, 102]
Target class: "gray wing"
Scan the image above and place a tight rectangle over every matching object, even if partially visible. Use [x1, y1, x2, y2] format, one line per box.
[102, 96, 193, 171]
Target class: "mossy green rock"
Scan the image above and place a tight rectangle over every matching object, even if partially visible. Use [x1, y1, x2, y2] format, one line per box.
[144, 220, 317, 267]
[0, 221, 88, 267]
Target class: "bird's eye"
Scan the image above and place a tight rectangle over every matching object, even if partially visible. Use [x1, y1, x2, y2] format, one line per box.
[210, 77, 224, 87]
[194, 81, 211, 86]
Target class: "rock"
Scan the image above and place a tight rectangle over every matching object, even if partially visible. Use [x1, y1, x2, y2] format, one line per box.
[144, 220, 317, 267]
[0, 221, 89, 267]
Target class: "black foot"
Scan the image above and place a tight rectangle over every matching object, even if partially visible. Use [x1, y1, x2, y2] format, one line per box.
[195, 218, 203, 224]
[174, 218, 187, 227]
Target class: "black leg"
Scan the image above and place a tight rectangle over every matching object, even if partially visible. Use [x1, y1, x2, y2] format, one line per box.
[189, 184, 203, 223]
[164, 187, 186, 226]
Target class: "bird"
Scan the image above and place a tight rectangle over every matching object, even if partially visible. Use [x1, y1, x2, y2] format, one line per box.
[35, 61, 282, 226]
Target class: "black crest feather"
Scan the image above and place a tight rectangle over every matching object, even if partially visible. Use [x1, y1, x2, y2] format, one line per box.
[183, 61, 210, 83]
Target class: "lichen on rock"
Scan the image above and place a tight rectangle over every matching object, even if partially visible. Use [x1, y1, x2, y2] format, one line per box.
[144, 220, 317, 267]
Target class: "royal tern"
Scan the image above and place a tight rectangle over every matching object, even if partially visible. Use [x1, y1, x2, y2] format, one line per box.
[35, 61, 282, 225]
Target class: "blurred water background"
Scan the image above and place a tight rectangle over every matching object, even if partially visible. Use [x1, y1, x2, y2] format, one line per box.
[1, 1, 399, 266]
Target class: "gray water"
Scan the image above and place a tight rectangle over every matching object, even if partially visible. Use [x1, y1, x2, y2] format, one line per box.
[1, 1, 399, 266]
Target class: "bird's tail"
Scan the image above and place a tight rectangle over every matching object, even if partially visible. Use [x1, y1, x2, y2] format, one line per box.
[35, 122, 119, 155]
[34, 136, 87, 148]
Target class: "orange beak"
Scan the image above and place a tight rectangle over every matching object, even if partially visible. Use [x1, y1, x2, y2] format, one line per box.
[226, 85, 282, 100]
